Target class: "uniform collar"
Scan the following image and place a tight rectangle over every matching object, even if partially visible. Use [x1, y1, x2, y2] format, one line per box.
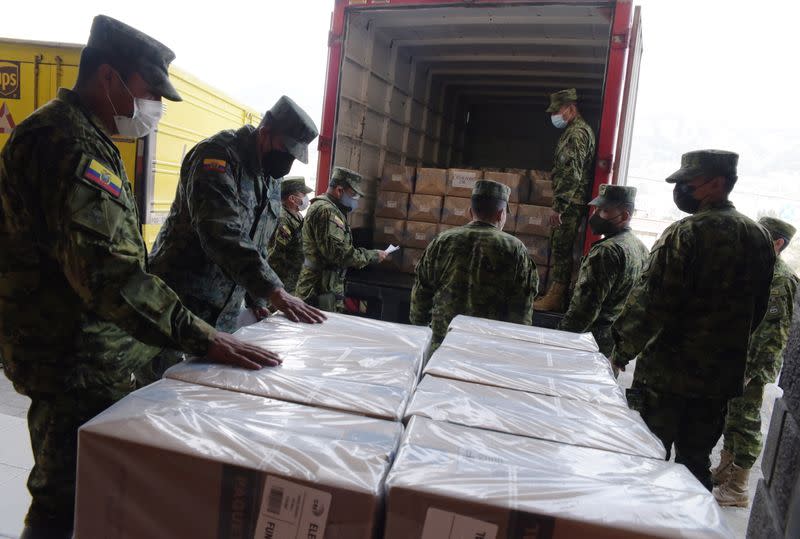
[236, 125, 263, 177]
[57, 88, 119, 153]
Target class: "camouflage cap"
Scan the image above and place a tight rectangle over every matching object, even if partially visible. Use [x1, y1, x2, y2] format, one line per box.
[589, 184, 637, 207]
[665, 150, 739, 184]
[331, 167, 365, 196]
[472, 180, 510, 202]
[759, 216, 796, 242]
[266, 96, 319, 164]
[281, 176, 313, 197]
[86, 15, 182, 102]
[546, 88, 578, 113]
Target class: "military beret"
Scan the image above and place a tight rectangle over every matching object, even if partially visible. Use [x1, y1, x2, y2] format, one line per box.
[759, 216, 796, 242]
[86, 15, 181, 102]
[666, 150, 739, 184]
[266, 96, 319, 164]
[331, 167, 365, 197]
[589, 184, 637, 207]
[472, 180, 510, 203]
[281, 176, 313, 197]
[546, 88, 578, 113]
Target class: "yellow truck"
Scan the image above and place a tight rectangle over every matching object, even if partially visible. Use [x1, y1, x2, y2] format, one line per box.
[0, 37, 261, 246]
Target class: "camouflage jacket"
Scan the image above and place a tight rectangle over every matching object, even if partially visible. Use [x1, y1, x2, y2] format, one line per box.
[745, 258, 799, 384]
[559, 228, 649, 356]
[268, 206, 304, 294]
[294, 194, 380, 308]
[149, 125, 283, 333]
[612, 201, 776, 398]
[551, 116, 596, 213]
[410, 221, 540, 347]
[0, 89, 214, 393]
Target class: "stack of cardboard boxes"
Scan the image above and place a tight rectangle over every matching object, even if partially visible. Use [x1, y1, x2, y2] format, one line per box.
[371, 164, 555, 289]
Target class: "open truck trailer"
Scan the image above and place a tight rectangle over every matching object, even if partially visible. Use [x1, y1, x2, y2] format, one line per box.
[315, 0, 643, 326]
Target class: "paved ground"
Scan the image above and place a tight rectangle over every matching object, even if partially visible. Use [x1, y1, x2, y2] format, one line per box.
[0, 363, 778, 538]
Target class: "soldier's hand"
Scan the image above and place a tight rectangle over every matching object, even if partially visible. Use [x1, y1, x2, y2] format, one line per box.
[548, 210, 563, 227]
[269, 288, 327, 324]
[206, 332, 282, 370]
[377, 250, 389, 262]
[252, 307, 271, 321]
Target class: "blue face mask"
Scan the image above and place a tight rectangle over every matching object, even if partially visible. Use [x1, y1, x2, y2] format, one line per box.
[340, 192, 360, 211]
[551, 114, 568, 129]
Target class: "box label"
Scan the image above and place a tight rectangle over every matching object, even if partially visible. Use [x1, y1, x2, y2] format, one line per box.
[454, 208, 466, 216]
[415, 232, 426, 240]
[384, 226, 394, 234]
[452, 176, 478, 189]
[253, 476, 331, 539]
[387, 200, 398, 208]
[422, 508, 498, 539]
[528, 215, 543, 225]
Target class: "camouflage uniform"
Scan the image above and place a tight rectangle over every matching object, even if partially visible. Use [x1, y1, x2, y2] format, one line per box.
[410, 180, 539, 347]
[722, 233, 799, 469]
[295, 171, 381, 312]
[0, 16, 214, 531]
[612, 151, 775, 490]
[267, 177, 312, 294]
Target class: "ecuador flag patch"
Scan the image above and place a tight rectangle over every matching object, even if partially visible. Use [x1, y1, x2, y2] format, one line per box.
[83, 159, 123, 198]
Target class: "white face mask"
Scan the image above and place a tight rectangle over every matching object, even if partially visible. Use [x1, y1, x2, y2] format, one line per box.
[551, 114, 568, 129]
[108, 73, 163, 138]
[298, 195, 310, 212]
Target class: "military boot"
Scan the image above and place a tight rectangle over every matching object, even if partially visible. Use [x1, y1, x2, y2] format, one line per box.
[711, 448, 734, 486]
[713, 464, 751, 507]
[534, 281, 568, 313]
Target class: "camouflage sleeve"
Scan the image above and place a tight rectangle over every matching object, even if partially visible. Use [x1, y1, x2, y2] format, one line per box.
[746, 273, 799, 383]
[185, 145, 284, 301]
[312, 206, 380, 269]
[560, 246, 618, 333]
[409, 241, 436, 326]
[31, 135, 217, 355]
[551, 129, 592, 214]
[612, 224, 689, 365]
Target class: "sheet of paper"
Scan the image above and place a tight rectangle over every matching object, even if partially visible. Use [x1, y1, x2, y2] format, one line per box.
[386, 244, 400, 254]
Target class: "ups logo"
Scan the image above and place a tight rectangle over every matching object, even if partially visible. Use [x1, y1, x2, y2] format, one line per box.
[0, 61, 20, 99]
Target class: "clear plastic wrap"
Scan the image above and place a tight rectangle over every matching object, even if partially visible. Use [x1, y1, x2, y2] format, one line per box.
[166, 312, 432, 420]
[385, 417, 733, 539]
[424, 331, 627, 407]
[448, 314, 600, 352]
[405, 375, 665, 459]
[75, 379, 403, 539]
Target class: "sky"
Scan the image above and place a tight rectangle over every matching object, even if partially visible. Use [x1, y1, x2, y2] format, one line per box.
[3, 0, 799, 265]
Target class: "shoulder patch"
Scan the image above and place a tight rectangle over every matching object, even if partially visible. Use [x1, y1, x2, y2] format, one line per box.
[202, 158, 227, 173]
[83, 159, 123, 198]
[331, 215, 346, 230]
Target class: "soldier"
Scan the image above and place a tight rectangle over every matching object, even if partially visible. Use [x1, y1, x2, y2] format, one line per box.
[535, 88, 596, 313]
[558, 184, 649, 358]
[295, 167, 387, 311]
[712, 217, 799, 506]
[0, 16, 280, 539]
[611, 150, 776, 491]
[410, 180, 539, 348]
[268, 176, 313, 294]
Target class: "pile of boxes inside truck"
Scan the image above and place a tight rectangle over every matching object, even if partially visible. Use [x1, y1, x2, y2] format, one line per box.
[367, 164, 557, 287]
[73, 313, 732, 538]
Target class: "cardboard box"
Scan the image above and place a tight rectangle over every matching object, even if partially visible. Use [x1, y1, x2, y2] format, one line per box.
[403, 221, 439, 249]
[445, 168, 482, 197]
[381, 163, 416, 193]
[516, 234, 550, 266]
[401, 247, 425, 274]
[375, 191, 410, 220]
[537, 264, 550, 292]
[374, 218, 406, 246]
[448, 314, 599, 352]
[384, 417, 731, 539]
[437, 223, 457, 236]
[349, 211, 374, 230]
[483, 171, 530, 203]
[424, 329, 625, 407]
[408, 194, 443, 223]
[166, 312, 432, 420]
[530, 169, 553, 183]
[515, 204, 551, 236]
[504, 203, 518, 233]
[415, 168, 447, 196]
[530, 179, 555, 206]
[76, 379, 404, 539]
[505, 168, 528, 176]
[480, 167, 503, 173]
[405, 375, 666, 459]
[441, 196, 472, 226]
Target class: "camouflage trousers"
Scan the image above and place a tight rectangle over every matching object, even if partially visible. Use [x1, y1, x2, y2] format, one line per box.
[550, 205, 586, 284]
[722, 379, 767, 469]
[627, 382, 727, 491]
[25, 384, 128, 529]
[133, 348, 184, 388]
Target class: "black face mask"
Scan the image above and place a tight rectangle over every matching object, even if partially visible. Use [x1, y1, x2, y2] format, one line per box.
[261, 151, 295, 179]
[589, 212, 623, 236]
[673, 182, 705, 214]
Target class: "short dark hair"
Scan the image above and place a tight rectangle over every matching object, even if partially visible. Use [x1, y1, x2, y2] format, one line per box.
[76, 46, 135, 86]
[471, 195, 505, 222]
